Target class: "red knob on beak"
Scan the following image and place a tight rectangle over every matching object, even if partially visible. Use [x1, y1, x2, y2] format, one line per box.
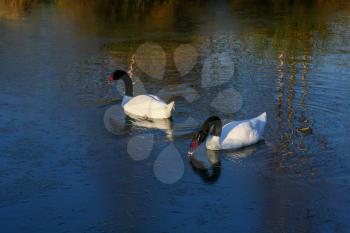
[188, 141, 199, 156]
[108, 75, 113, 81]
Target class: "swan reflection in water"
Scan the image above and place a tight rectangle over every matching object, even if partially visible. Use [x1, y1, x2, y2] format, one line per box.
[189, 144, 258, 183]
[223, 144, 258, 159]
[189, 149, 221, 183]
[103, 105, 173, 140]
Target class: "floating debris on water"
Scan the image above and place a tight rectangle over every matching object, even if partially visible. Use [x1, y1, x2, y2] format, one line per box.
[298, 127, 313, 135]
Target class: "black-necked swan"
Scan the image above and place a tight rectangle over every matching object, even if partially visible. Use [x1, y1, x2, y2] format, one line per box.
[188, 112, 267, 156]
[108, 70, 175, 119]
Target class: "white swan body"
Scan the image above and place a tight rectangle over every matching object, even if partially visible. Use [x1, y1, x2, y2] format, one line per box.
[122, 95, 174, 119]
[206, 112, 267, 150]
[109, 70, 175, 119]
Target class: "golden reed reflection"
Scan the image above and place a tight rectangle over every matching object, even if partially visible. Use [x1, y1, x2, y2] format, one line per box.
[274, 46, 313, 172]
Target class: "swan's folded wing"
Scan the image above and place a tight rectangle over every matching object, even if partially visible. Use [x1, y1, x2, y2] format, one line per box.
[124, 95, 171, 119]
[220, 118, 265, 149]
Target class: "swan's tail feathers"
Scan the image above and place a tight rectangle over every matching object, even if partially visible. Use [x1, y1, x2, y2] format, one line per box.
[166, 101, 175, 117]
[258, 112, 267, 122]
[256, 112, 267, 136]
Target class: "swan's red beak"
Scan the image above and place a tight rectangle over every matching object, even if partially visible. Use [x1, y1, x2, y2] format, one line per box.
[188, 141, 199, 157]
[108, 74, 113, 81]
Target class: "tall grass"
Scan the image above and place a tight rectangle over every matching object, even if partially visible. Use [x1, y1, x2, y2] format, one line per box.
[55, 0, 177, 14]
[0, 0, 38, 19]
[0, 0, 177, 19]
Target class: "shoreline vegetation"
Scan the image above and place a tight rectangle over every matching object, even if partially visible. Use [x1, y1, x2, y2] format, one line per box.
[1, 0, 348, 52]
[1, 1, 349, 27]
[0, 0, 38, 19]
[1, 0, 349, 17]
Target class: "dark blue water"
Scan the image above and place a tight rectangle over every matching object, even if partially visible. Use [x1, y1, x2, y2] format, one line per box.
[1, 1, 350, 232]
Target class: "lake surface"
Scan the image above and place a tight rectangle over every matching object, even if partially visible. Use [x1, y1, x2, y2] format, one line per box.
[1, 1, 350, 232]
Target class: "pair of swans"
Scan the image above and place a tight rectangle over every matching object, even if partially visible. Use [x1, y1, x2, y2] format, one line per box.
[108, 70, 267, 155]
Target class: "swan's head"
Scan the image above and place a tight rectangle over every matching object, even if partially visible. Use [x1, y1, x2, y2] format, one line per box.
[188, 116, 222, 156]
[108, 70, 128, 81]
[188, 130, 208, 156]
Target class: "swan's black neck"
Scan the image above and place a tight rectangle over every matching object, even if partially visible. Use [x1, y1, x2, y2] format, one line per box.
[121, 74, 133, 97]
[201, 116, 222, 137]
